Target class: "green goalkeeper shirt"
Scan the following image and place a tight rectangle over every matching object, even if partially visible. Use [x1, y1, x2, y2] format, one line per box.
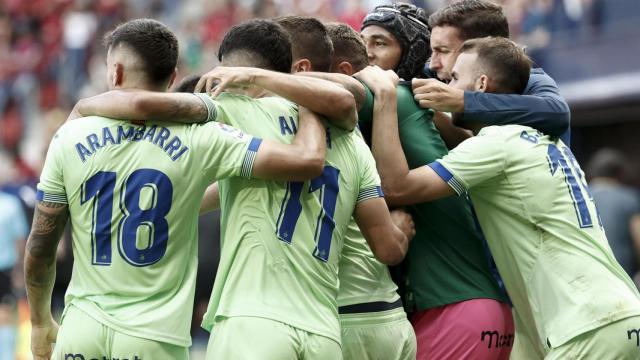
[357, 83, 507, 311]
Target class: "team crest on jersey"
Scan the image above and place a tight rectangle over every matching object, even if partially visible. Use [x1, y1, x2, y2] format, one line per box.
[215, 122, 247, 140]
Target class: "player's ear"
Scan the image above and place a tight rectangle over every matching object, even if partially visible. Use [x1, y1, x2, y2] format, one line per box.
[334, 61, 354, 76]
[475, 74, 489, 93]
[166, 68, 177, 90]
[113, 63, 125, 87]
[291, 59, 312, 73]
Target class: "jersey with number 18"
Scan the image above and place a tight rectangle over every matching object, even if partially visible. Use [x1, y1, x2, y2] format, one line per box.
[430, 124, 640, 350]
[36, 114, 261, 347]
[201, 93, 383, 345]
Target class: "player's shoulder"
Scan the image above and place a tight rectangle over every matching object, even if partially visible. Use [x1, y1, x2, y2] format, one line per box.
[478, 124, 534, 138]
[203, 121, 252, 140]
[53, 116, 113, 138]
[65, 115, 118, 127]
[479, 125, 557, 155]
[256, 95, 298, 113]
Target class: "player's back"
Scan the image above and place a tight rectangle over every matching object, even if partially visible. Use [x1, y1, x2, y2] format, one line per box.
[202, 93, 381, 344]
[37, 116, 257, 346]
[461, 125, 640, 348]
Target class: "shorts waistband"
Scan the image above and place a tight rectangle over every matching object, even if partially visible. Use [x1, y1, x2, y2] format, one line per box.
[338, 299, 403, 315]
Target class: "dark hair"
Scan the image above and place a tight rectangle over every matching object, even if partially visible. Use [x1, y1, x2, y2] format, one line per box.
[460, 37, 531, 94]
[172, 74, 201, 93]
[587, 148, 628, 181]
[361, 2, 431, 79]
[104, 19, 178, 86]
[275, 16, 334, 72]
[218, 19, 292, 73]
[428, 0, 509, 40]
[325, 22, 368, 73]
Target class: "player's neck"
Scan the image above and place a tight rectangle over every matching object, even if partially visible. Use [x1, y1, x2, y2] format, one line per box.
[114, 82, 167, 93]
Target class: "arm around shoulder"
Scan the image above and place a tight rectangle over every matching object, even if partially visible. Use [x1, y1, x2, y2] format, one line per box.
[462, 69, 570, 137]
[75, 90, 209, 123]
[251, 106, 325, 181]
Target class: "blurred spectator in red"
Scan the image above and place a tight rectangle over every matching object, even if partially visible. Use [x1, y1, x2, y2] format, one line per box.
[0, 11, 42, 149]
[337, 0, 368, 30]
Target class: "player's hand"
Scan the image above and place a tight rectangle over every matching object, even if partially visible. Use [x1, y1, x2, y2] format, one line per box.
[390, 209, 415, 241]
[31, 316, 59, 360]
[354, 66, 399, 95]
[195, 66, 258, 98]
[411, 78, 464, 112]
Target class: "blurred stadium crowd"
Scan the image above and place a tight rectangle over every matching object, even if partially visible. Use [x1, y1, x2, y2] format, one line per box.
[0, 0, 617, 178]
[0, 0, 638, 358]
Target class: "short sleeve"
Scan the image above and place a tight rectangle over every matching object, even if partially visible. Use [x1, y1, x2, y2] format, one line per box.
[37, 130, 67, 204]
[428, 127, 506, 195]
[190, 121, 262, 181]
[354, 136, 384, 203]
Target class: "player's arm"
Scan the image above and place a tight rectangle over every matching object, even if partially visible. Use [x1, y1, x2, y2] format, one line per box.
[431, 111, 473, 149]
[357, 66, 454, 207]
[195, 67, 357, 131]
[200, 182, 220, 215]
[354, 199, 414, 265]
[70, 89, 209, 123]
[251, 106, 325, 181]
[25, 201, 68, 360]
[295, 71, 368, 111]
[412, 69, 571, 147]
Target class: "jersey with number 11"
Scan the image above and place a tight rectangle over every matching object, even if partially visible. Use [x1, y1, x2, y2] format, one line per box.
[432, 124, 640, 349]
[201, 93, 383, 344]
[37, 115, 260, 347]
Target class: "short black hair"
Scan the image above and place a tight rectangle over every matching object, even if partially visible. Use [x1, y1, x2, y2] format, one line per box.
[325, 22, 368, 73]
[104, 19, 178, 86]
[275, 16, 334, 72]
[429, 0, 509, 40]
[218, 19, 292, 73]
[172, 74, 201, 93]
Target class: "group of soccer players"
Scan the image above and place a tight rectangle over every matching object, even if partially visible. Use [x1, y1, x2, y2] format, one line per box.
[23, 0, 640, 359]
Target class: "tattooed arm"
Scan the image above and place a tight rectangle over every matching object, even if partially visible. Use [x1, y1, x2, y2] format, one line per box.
[70, 90, 209, 123]
[25, 201, 69, 360]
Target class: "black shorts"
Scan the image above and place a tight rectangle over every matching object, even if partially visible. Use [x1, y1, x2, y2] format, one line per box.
[0, 269, 14, 304]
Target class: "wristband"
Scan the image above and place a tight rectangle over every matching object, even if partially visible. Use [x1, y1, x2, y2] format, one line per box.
[194, 93, 218, 122]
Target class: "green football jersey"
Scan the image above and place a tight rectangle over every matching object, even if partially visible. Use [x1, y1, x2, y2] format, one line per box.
[432, 125, 640, 349]
[37, 115, 261, 346]
[201, 93, 382, 344]
[337, 218, 399, 307]
[357, 83, 506, 311]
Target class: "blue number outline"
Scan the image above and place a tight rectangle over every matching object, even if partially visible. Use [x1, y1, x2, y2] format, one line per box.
[81, 171, 116, 266]
[117, 169, 173, 267]
[275, 165, 341, 262]
[547, 144, 593, 228]
[81, 169, 173, 267]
